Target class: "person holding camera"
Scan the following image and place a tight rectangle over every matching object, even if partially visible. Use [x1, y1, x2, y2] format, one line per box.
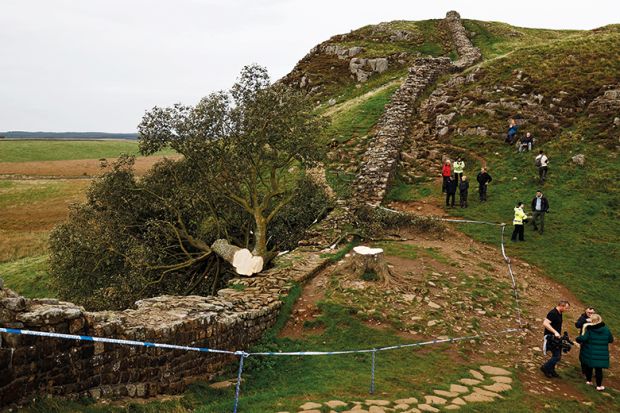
[541, 300, 570, 378]
[576, 313, 614, 391]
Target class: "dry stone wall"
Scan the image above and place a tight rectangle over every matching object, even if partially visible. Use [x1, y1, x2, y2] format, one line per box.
[351, 11, 481, 207]
[0, 251, 329, 408]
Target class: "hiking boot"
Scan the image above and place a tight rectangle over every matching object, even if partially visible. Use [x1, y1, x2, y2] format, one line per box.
[551, 371, 560, 378]
[540, 366, 553, 378]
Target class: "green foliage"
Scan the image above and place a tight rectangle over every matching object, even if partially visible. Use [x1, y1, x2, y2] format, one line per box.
[355, 205, 444, 239]
[0, 140, 173, 163]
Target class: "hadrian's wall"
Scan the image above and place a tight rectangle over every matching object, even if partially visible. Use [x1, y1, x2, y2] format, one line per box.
[351, 11, 481, 207]
[0, 252, 329, 408]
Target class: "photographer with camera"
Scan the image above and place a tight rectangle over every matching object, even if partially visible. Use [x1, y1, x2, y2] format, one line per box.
[541, 300, 570, 378]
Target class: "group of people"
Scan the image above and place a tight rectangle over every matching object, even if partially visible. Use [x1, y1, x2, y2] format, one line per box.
[510, 190, 549, 241]
[506, 118, 550, 184]
[441, 158, 493, 208]
[541, 301, 614, 391]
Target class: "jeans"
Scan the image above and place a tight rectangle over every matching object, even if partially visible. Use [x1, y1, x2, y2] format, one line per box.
[542, 344, 562, 373]
[532, 210, 545, 233]
[454, 172, 462, 182]
[585, 366, 603, 386]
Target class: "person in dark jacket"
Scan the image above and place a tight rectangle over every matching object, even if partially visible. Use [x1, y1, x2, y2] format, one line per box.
[441, 160, 451, 193]
[576, 314, 614, 391]
[575, 307, 596, 377]
[459, 176, 469, 208]
[445, 175, 457, 208]
[531, 190, 549, 234]
[476, 168, 492, 202]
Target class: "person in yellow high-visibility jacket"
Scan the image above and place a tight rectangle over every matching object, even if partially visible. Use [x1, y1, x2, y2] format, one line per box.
[511, 202, 529, 241]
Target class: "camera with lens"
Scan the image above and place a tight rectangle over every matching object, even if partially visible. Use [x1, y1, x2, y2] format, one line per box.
[548, 331, 574, 353]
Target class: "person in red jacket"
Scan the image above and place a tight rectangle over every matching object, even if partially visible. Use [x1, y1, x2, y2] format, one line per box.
[441, 160, 451, 193]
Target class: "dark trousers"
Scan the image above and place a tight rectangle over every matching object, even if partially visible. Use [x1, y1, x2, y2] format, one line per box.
[542, 345, 562, 373]
[511, 224, 524, 241]
[446, 192, 456, 207]
[442, 176, 450, 193]
[532, 210, 545, 233]
[478, 185, 487, 201]
[539, 166, 548, 183]
[460, 191, 468, 208]
[585, 366, 603, 386]
[454, 172, 462, 182]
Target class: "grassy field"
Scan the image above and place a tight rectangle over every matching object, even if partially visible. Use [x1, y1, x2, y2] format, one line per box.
[0, 139, 175, 162]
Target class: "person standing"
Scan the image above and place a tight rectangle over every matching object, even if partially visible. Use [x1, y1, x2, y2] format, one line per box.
[541, 300, 571, 378]
[476, 168, 492, 202]
[441, 160, 451, 193]
[576, 314, 614, 391]
[575, 307, 596, 378]
[535, 150, 549, 183]
[445, 175, 457, 208]
[453, 157, 465, 182]
[511, 202, 528, 241]
[459, 176, 469, 208]
[531, 190, 549, 234]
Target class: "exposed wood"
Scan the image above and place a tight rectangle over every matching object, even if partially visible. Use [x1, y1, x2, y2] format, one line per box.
[340, 245, 402, 288]
[211, 239, 264, 276]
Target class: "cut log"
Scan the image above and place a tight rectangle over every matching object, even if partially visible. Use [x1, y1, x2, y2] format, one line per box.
[211, 239, 264, 276]
[340, 245, 395, 286]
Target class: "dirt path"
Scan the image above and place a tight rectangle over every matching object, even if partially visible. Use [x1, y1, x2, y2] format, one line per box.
[280, 198, 619, 407]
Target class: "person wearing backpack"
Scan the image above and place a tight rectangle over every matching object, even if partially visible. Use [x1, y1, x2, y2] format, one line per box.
[535, 150, 549, 183]
[476, 168, 492, 202]
[576, 313, 614, 391]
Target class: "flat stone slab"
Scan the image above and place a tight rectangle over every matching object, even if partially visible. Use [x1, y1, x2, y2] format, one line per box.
[469, 369, 484, 380]
[326, 400, 348, 408]
[298, 410, 321, 413]
[424, 395, 447, 405]
[480, 365, 511, 376]
[473, 387, 503, 399]
[366, 400, 391, 406]
[300, 402, 322, 410]
[483, 383, 512, 393]
[463, 393, 494, 403]
[459, 378, 481, 386]
[369, 407, 387, 413]
[491, 376, 513, 384]
[449, 384, 469, 394]
[433, 390, 458, 398]
[445, 405, 461, 411]
[451, 397, 466, 406]
[393, 403, 410, 410]
[395, 397, 418, 405]
[417, 404, 440, 412]
[343, 409, 368, 413]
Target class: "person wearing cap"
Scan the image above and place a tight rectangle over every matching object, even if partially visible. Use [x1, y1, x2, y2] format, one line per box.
[531, 190, 549, 234]
[576, 313, 614, 391]
[511, 201, 529, 241]
[453, 157, 465, 182]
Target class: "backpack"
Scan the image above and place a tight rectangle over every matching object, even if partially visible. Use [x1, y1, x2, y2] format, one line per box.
[535, 156, 542, 167]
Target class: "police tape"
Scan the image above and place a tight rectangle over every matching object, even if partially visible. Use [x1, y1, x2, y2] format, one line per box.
[0, 326, 523, 358]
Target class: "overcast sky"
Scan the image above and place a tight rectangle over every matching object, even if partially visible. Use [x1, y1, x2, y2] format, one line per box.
[1, 0, 618, 132]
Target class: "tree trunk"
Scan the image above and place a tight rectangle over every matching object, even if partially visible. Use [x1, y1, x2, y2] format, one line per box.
[340, 246, 395, 286]
[252, 213, 268, 259]
[211, 239, 263, 276]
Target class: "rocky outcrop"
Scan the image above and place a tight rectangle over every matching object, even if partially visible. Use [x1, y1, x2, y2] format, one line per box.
[588, 85, 620, 113]
[445, 11, 482, 69]
[349, 57, 389, 82]
[0, 251, 329, 407]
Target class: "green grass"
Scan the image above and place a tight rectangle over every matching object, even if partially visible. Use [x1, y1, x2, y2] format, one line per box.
[444, 134, 620, 327]
[326, 83, 399, 143]
[386, 175, 433, 202]
[0, 179, 83, 208]
[0, 140, 175, 162]
[0, 255, 53, 298]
